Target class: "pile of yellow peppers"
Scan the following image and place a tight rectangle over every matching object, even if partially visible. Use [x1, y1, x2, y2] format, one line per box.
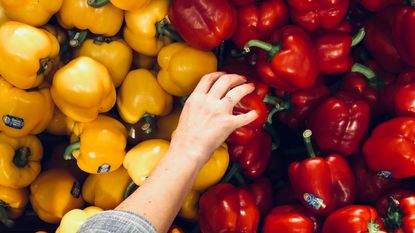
[0, 0, 224, 232]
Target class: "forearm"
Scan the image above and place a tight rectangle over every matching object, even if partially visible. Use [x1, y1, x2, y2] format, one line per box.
[116, 146, 204, 233]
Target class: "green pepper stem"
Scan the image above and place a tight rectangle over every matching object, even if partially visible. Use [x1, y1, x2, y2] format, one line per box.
[156, 19, 183, 42]
[263, 95, 290, 124]
[63, 142, 81, 160]
[123, 181, 138, 200]
[0, 203, 14, 228]
[141, 114, 155, 135]
[367, 221, 382, 233]
[221, 162, 240, 184]
[303, 129, 316, 158]
[68, 30, 89, 48]
[384, 197, 403, 231]
[93, 36, 114, 45]
[13, 147, 31, 168]
[351, 28, 366, 47]
[37, 58, 51, 75]
[243, 40, 281, 58]
[87, 0, 110, 7]
[351, 63, 376, 80]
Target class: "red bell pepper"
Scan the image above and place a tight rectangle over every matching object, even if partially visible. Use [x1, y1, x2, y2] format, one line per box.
[322, 205, 385, 233]
[244, 176, 273, 216]
[393, 69, 415, 117]
[229, 128, 272, 178]
[306, 92, 370, 157]
[359, 0, 401, 11]
[169, 0, 237, 51]
[231, 0, 259, 6]
[364, 8, 407, 73]
[262, 205, 321, 233]
[313, 28, 365, 75]
[232, 0, 289, 49]
[375, 189, 413, 216]
[349, 155, 400, 204]
[199, 183, 260, 233]
[381, 194, 415, 232]
[392, 7, 415, 68]
[245, 26, 318, 92]
[363, 117, 415, 179]
[287, 0, 349, 31]
[288, 130, 356, 216]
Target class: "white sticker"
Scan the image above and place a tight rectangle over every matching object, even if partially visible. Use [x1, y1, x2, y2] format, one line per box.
[303, 193, 325, 210]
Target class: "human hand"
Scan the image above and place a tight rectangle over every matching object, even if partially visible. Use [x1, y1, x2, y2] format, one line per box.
[170, 72, 258, 166]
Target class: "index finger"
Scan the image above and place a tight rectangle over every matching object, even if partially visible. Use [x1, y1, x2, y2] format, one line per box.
[193, 72, 226, 94]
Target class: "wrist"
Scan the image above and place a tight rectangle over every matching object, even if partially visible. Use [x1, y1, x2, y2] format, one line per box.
[168, 139, 210, 169]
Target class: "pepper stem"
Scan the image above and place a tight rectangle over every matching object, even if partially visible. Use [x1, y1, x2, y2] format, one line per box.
[303, 129, 316, 158]
[384, 197, 403, 231]
[263, 95, 291, 124]
[68, 30, 89, 48]
[87, 0, 110, 7]
[0, 202, 14, 228]
[141, 114, 155, 135]
[351, 28, 366, 47]
[123, 181, 138, 199]
[367, 222, 381, 233]
[64, 142, 81, 160]
[37, 58, 51, 75]
[351, 63, 376, 80]
[243, 40, 282, 58]
[156, 18, 183, 42]
[93, 36, 114, 45]
[13, 147, 31, 168]
[221, 162, 241, 184]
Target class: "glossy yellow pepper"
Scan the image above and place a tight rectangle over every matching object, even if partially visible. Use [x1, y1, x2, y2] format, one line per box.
[65, 115, 127, 174]
[75, 38, 133, 87]
[117, 69, 173, 125]
[179, 190, 199, 221]
[46, 108, 75, 136]
[0, 185, 28, 228]
[30, 169, 85, 224]
[192, 144, 229, 191]
[58, 0, 123, 36]
[0, 133, 43, 188]
[0, 2, 9, 26]
[154, 107, 182, 140]
[133, 52, 156, 70]
[0, 0, 63, 26]
[82, 167, 131, 210]
[51, 56, 116, 123]
[124, 0, 172, 56]
[157, 42, 218, 96]
[0, 21, 60, 89]
[56, 206, 103, 233]
[0, 79, 54, 137]
[123, 139, 170, 186]
[87, 0, 150, 11]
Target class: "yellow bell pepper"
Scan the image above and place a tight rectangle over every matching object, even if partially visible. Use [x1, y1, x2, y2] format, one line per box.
[51, 56, 116, 123]
[57, 0, 123, 36]
[65, 115, 127, 174]
[154, 107, 182, 141]
[133, 52, 156, 70]
[0, 185, 28, 228]
[0, 2, 9, 26]
[123, 139, 170, 186]
[157, 42, 218, 96]
[56, 206, 103, 233]
[46, 108, 76, 136]
[0, 21, 60, 89]
[124, 0, 173, 56]
[117, 69, 173, 125]
[0, 133, 43, 188]
[82, 167, 131, 210]
[30, 169, 85, 224]
[0, 0, 62, 27]
[0, 79, 54, 137]
[87, 0, 150, 11]
[75, 38, 133, 87]
[179, 190, 199, 221]
[192, 144, 229, 191]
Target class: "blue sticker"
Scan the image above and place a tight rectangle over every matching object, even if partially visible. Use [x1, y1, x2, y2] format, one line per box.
[2, 115, 24, 129]
[71, 181, 81, 198]
[97, 164, 111, 173]
[377, 171, 393, 179]
[303, 193, 325, 210]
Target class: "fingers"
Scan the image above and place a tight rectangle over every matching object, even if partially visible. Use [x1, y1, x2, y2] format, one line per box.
[208, 74, 247, 98]
[222, 83, 255, 107]
[193, 72, 225, 94]
[232, 110, 259, 128]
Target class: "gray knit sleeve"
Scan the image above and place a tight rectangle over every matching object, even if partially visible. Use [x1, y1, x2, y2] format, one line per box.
[78, 210, 157, 233]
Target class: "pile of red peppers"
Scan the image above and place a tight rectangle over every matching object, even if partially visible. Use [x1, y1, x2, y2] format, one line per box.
[168, 0, 415, 232]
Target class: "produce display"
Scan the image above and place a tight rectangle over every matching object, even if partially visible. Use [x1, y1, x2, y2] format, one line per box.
[0, 0, 415, 232]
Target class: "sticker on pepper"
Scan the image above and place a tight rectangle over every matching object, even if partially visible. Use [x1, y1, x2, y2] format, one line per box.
[303, 193, 325, 210]
[71, 181, 81, 198]
[377, 171, 393, 179]
[97, 164, 111, 173]
[2, 115, 24, 129]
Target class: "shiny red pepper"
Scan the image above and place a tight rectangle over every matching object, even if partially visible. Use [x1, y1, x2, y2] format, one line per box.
[322, 205, 385, 233]
[262, 205, 321, 233]
[306, 93, 370, 157]
[364, 8, 407, 73]
[288, 130, 356, 216]
[244, 176, 273, 216]
[199, 183, 259, 233]
[287, 0, 349, 31]
[169, 0, 237, 51]
[393, 69, 415, 117]
[232, 0, 289, 49]
[375, 189, 413, 216]
[247, 26, 318, 92]
[349, 155, 400, 204]
[392, 7, 415, 68]
[359, 0, 401, 11]
[363, 117, 415, 179]
[229, 128, 272, 178]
